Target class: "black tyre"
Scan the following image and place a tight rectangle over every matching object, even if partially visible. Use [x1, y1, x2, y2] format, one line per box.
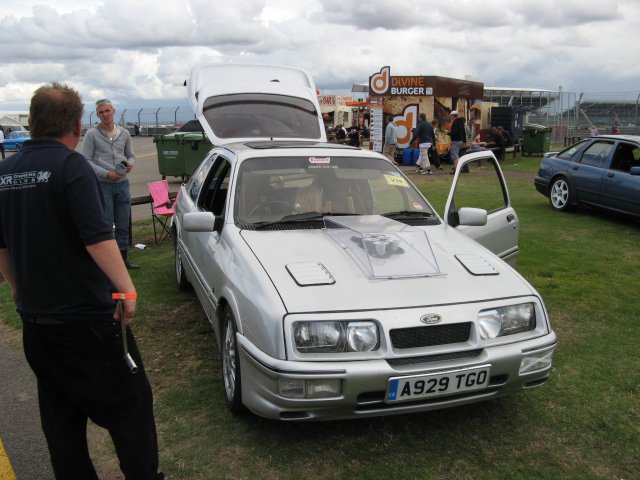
[174, 231, 192, 291]
[15, 144, 23, 151]
[221, 306, 244, 413]
[549, 177, 572, 212]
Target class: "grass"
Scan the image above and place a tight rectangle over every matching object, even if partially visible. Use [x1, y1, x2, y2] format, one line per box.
[1, 155, 639, 479]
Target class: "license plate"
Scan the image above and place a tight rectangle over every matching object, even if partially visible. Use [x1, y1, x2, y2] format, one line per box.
[386, 365, 491, 403]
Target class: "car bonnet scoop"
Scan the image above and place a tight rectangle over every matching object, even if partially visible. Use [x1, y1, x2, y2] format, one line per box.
[286, 262, 336, 286]
[455, 254, 499, 276]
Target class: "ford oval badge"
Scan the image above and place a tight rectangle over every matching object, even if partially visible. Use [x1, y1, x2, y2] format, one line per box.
[420, 313, 442, 325]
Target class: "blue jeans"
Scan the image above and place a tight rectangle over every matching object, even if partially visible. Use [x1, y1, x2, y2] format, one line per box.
[99, 180, 131, 252]
[450, 141, 463, 164]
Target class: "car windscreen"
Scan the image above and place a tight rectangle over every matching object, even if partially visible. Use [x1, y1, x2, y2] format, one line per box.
[202, 94, 321, 140]
[176, 120, 203, 132]
[234, 155, 435, 225]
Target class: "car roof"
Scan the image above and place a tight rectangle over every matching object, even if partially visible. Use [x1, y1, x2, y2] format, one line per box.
[593, 134, 640, 142]
[213, 140, 387, 163]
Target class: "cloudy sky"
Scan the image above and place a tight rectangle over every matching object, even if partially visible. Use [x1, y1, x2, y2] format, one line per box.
[1, 0, 639, 110]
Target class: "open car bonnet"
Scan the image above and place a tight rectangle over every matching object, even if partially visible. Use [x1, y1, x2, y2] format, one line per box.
[187, 64, 327, 145]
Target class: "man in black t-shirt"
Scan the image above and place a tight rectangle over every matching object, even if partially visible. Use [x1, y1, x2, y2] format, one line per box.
[0, 83, 162, 480]
[491, 126, 507, 162]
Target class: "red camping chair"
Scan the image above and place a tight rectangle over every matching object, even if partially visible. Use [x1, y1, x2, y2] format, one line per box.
[148, 180, 175, 245]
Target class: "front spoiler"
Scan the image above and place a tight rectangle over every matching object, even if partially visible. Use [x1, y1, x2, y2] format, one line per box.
[235, 332, 557, 421]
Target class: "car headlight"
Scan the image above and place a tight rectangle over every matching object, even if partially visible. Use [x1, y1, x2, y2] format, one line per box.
[293, 321, 379, 353]
[478, 303, 536, 339]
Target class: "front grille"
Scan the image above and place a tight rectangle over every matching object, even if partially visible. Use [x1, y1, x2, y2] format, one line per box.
[389, 323, 472, 349]
[386, 349, 482, 366]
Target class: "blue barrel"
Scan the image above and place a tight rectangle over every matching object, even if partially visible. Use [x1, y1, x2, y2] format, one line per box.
[402, 148, 419, 165]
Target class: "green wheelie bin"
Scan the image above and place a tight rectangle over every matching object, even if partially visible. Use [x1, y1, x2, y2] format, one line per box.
[182, 133, 213, 179]
[153, 132, 188, 179]
[522, 124, 552, 156]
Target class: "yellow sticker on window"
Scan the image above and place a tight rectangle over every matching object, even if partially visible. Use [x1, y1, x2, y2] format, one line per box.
[384, 174, 409, 187]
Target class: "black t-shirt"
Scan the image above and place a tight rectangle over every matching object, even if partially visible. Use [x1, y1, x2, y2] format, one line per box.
[0, 140, 116, 319]
[450, 118, 466, 142]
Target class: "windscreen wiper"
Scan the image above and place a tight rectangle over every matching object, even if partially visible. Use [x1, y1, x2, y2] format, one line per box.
[253, 212, 324, 230]
[383, 210, 434, 220]
[252, 212, 354, 230]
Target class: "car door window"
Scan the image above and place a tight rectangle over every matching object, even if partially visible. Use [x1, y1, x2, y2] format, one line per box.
[557, 141, 587, 160]
[448, 158, 508, 215]
[188, 154, 216, 201]
[610, 142, 640, 173]
[198, 157, 231, 219]
[579, 141, 613, 168]
[444, 153, 519, 266]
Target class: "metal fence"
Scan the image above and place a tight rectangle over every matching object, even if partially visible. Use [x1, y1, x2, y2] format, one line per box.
[483, 90, 640, 143]
[83, 105, 196, 135]
[94, 91, 640, 142]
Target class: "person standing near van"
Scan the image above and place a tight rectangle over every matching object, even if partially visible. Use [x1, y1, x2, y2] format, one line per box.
[82, 99, 139, 269]
[410, 112, 435, 175]
[449, 110, 466, 174]
[383, 115, 399, 165]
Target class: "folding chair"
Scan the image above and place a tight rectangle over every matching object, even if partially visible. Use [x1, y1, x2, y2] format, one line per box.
[147, 180, 175, 245]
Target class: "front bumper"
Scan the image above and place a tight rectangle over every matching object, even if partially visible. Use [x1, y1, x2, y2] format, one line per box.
[237, 332, 557, 421]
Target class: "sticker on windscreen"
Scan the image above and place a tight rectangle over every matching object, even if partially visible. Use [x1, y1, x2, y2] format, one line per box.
[384, 174, 409, 187]
[411, 201, 424, 210]
[309, 157, 331, 164]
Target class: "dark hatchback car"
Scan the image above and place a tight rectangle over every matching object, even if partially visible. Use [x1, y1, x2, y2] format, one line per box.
[534, 135, 640, 217]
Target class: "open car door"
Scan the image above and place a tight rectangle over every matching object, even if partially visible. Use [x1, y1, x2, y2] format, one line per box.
[443, 151, 520, 266]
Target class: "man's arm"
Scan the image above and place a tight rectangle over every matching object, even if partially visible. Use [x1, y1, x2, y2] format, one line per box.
[0, 248, 18, 305]
[85, 239, 137, 325]
[124, 132, 136, 167]
[81, 130, 110, 180]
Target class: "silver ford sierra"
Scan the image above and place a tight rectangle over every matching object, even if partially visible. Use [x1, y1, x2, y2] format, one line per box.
[171, 64, 557, 420]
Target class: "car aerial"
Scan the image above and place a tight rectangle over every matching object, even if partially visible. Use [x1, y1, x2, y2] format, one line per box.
[4, 130, 31, 151]
[172, 64, 557, 421]
[534, 134, 640, 217]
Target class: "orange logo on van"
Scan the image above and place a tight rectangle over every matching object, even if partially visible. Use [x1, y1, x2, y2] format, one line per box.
[370, 66, 390, 95]
[392, 104, 418, 148]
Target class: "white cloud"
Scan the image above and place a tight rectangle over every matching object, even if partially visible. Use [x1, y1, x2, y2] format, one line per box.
[0, 0, 639, 108]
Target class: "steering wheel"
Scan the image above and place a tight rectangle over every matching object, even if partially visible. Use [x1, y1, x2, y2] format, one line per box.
[248, 200, 293, 216]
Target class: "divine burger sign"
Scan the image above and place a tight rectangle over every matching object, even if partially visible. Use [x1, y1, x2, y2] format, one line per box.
[369, 66, 483, 98]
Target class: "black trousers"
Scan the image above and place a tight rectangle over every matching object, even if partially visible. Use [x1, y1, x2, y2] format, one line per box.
[428, 147, 440, 168]
[22, 319, 160, 480]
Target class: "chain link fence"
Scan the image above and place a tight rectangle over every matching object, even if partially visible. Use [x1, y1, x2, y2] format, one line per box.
[483, 89, 640, 144]
[83, 105, 196, 136]
[93, 91, 640, 142]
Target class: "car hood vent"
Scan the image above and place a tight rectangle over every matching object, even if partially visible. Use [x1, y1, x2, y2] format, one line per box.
[455, 254, 499, 276]
[286, 262, 335, 286]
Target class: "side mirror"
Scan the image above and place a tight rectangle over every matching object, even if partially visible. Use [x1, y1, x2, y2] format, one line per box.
[183, 212, 216, 232]
[458, 207, 487, 226]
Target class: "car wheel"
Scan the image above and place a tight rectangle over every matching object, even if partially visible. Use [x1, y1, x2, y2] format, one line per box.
[549, 177, 572, 212]
[15, 144, 22, 151]
[174, 231, 191, 291]
[221, 306, 244, 413]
